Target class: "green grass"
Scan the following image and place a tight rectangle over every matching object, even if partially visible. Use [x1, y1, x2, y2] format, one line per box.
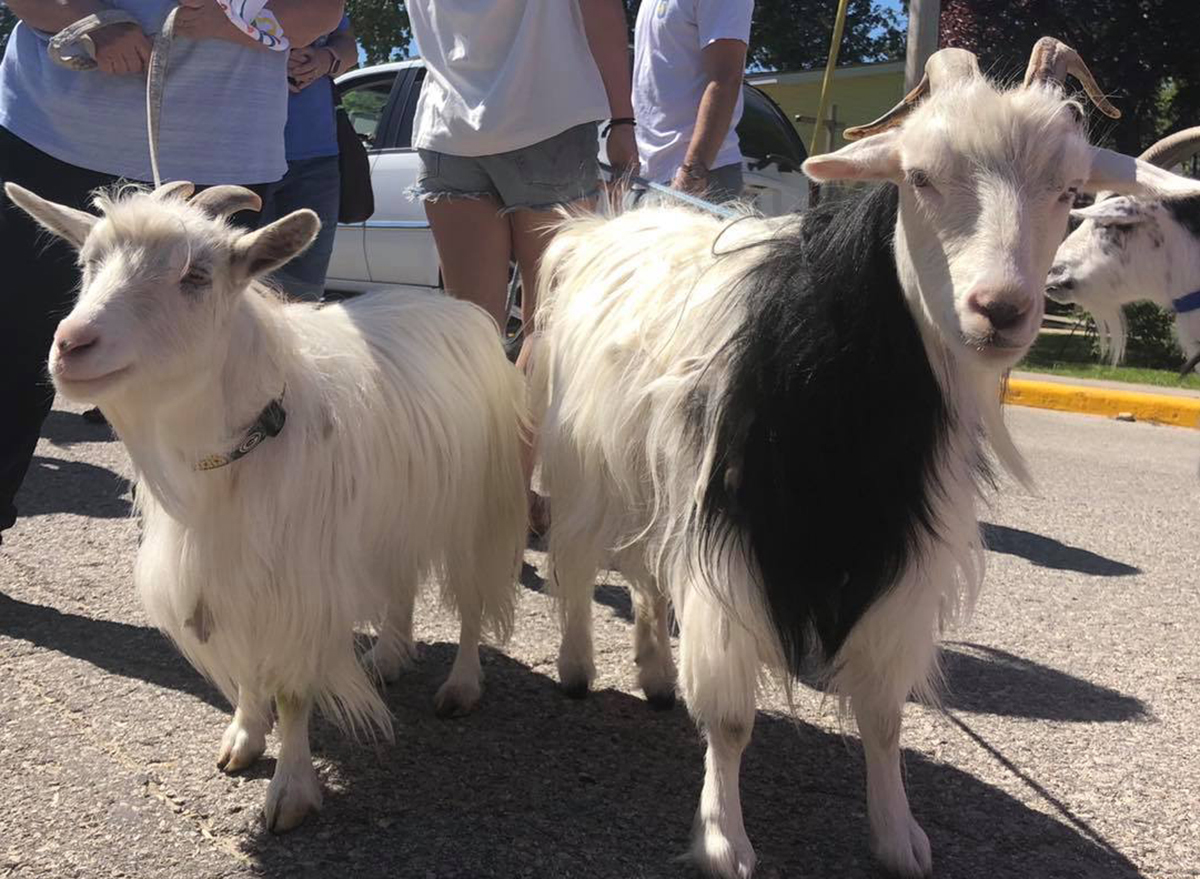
[1020, 333, 1200, 390]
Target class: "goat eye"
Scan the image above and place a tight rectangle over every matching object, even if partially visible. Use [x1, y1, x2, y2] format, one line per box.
[907, 169, 931, 189]
[1058, 186, 1079, 205]
[181, 268, 210, 289]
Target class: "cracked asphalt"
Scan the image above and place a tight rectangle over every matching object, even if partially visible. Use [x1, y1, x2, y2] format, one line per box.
[1, 401, 1197, 879]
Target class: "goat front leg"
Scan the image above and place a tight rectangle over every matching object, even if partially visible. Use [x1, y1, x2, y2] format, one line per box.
[217, 684, 272, 772]
[264, 693, 322, 834]
[680, 586, 759, 879]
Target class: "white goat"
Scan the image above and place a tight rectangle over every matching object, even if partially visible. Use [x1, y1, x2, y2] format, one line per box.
[1047, 126, 1200, 369]
[532, 40, 1200, 878]
[5, 181, 528, 833]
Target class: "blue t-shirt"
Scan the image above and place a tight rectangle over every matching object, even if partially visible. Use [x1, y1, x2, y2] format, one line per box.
[0, 1, 288, 184]
[283, 15, 350, 161]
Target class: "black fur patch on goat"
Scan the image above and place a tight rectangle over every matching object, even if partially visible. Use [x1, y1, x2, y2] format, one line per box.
[694, 185, 954, 675]
[1163, 195, 1200, 239]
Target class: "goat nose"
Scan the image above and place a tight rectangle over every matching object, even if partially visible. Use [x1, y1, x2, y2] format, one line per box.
[54, 321, 99, 356]
[967, 288, 1030, 332]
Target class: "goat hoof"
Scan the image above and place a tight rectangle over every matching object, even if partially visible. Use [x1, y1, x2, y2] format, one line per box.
[364, 638, 419, 684]
[691, 812, 757, 879]
[645, 689, 676, 711]
[871, 815, 932, 878]
[433, 676, 482, 718]
[560, 679, 591, 700]
[217, 719, 267, 773]
[264, 764, 322, 834]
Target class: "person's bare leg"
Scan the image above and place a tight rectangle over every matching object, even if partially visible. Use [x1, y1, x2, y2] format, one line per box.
[509, 206, 570, 532]
[425, 196, 512, 327]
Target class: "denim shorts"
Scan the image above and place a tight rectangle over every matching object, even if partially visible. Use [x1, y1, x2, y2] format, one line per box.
[410, 122, 600, 213]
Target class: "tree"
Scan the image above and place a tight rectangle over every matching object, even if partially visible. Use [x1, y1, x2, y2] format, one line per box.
[750, 0, 904, 71]
[1, 8, 16, 52]
[940, 0, 1200, 154]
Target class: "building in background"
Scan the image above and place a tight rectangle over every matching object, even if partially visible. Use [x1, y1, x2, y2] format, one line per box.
[748, 59, 904, 154]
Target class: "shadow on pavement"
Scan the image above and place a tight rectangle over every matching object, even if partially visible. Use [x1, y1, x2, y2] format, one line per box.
[0, 592, 225, 712]
[934, 642, 1148, 723]
[522, 561, 635, 623]
[40, 409, 116, 446]
[15, 455, 131, 519]
[981, 522, 1140, 577]
[235, 643, 1145, 879]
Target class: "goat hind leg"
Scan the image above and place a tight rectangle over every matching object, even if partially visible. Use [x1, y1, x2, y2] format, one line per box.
[217, 683, 272, 773]
[621, 551, 676, 708]
[551, 538, 603, 699]
[364, 578, 419, 684]
[264, 693, 322, 834]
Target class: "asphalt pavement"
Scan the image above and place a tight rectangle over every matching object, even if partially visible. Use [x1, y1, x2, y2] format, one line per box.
[1, 401, 1198, 879]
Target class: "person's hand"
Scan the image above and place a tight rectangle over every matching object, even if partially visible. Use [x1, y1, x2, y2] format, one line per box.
[288, 46, 334, 93]
[91, 22, 152, 76]
[671, 162, 710, 196]
[604, 124, 640, 179]
[175, 0, 238, 43]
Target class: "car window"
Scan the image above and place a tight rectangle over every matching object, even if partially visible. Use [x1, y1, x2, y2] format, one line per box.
[394, 67, 427, 150]
[738, 85, 808, 172]
[339, 78, 394, 147]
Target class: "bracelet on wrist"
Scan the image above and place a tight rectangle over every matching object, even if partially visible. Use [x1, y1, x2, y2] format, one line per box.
[601, 117, 637, 137]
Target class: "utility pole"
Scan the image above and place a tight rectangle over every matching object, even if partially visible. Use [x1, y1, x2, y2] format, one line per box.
[906, 0, 941, 89]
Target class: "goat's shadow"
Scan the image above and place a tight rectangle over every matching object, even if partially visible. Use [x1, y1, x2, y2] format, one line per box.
[524, 565, 1146, 724]
[0, 592, 225, 712]
[14, 454, 131, 519]
[933, 642, 1147, 722]
[40, 408, 117, 447]
[981, 522, 1140, 577]
[237, 643, 1144, 879]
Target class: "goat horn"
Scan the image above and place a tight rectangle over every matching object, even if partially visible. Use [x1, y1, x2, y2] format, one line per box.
[1023, 37, 1120, 120]
[1138, 126, 1200, 171]
[189, 185, 263, 219]
[844, 48, 980, 141]
[152, 181, 195, 201]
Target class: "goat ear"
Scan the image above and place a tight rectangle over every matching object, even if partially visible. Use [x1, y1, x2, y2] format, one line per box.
[4, 182, 97, 248]
[230, 209, 320, 280]
[802, 130, 903, 183]
[1070, 196, 1148, 227]
[1084, 147, 1200, 198]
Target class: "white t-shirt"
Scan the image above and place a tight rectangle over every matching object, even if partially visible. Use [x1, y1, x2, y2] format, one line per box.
[633, 0, 754, 183]
[409, 0, 610, 157]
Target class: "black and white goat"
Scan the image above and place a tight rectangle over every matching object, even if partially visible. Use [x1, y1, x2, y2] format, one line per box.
[1047, 126, 1200, 370]
[531, 40, 1200, 878]
[5, 182, 528, 833]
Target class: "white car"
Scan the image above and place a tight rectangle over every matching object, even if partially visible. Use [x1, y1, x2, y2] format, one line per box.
[328, 60, 810, 295]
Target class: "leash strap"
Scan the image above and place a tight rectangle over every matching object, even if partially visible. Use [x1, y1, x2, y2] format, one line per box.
[146, 5, 179, 187]
[1171, 288, 1200, 315]
[599, 162, 738, 219]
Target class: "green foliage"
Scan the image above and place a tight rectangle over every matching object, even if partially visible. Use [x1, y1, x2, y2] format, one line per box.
[341, 1, 903, 70]
[345, 0, 412, 64]
[750, 0, 905, 71]
[940, 0, 1200, 154]
[1110, 302, 1185, 370]
[1, 8, 16, 52]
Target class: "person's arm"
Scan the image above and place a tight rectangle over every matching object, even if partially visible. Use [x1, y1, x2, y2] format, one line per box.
[288, 21, 358, 93]
[673, 38, 747, 194]
[579, 0, 639, 175]
[176, 0, 345, 53]
[5, 0, 152, 76]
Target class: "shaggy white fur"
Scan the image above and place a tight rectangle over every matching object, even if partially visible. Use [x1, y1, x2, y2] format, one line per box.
[6, 181, 528, 833]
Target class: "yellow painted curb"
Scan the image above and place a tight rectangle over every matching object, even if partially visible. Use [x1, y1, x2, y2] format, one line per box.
[1005, 378, 1200, 429]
